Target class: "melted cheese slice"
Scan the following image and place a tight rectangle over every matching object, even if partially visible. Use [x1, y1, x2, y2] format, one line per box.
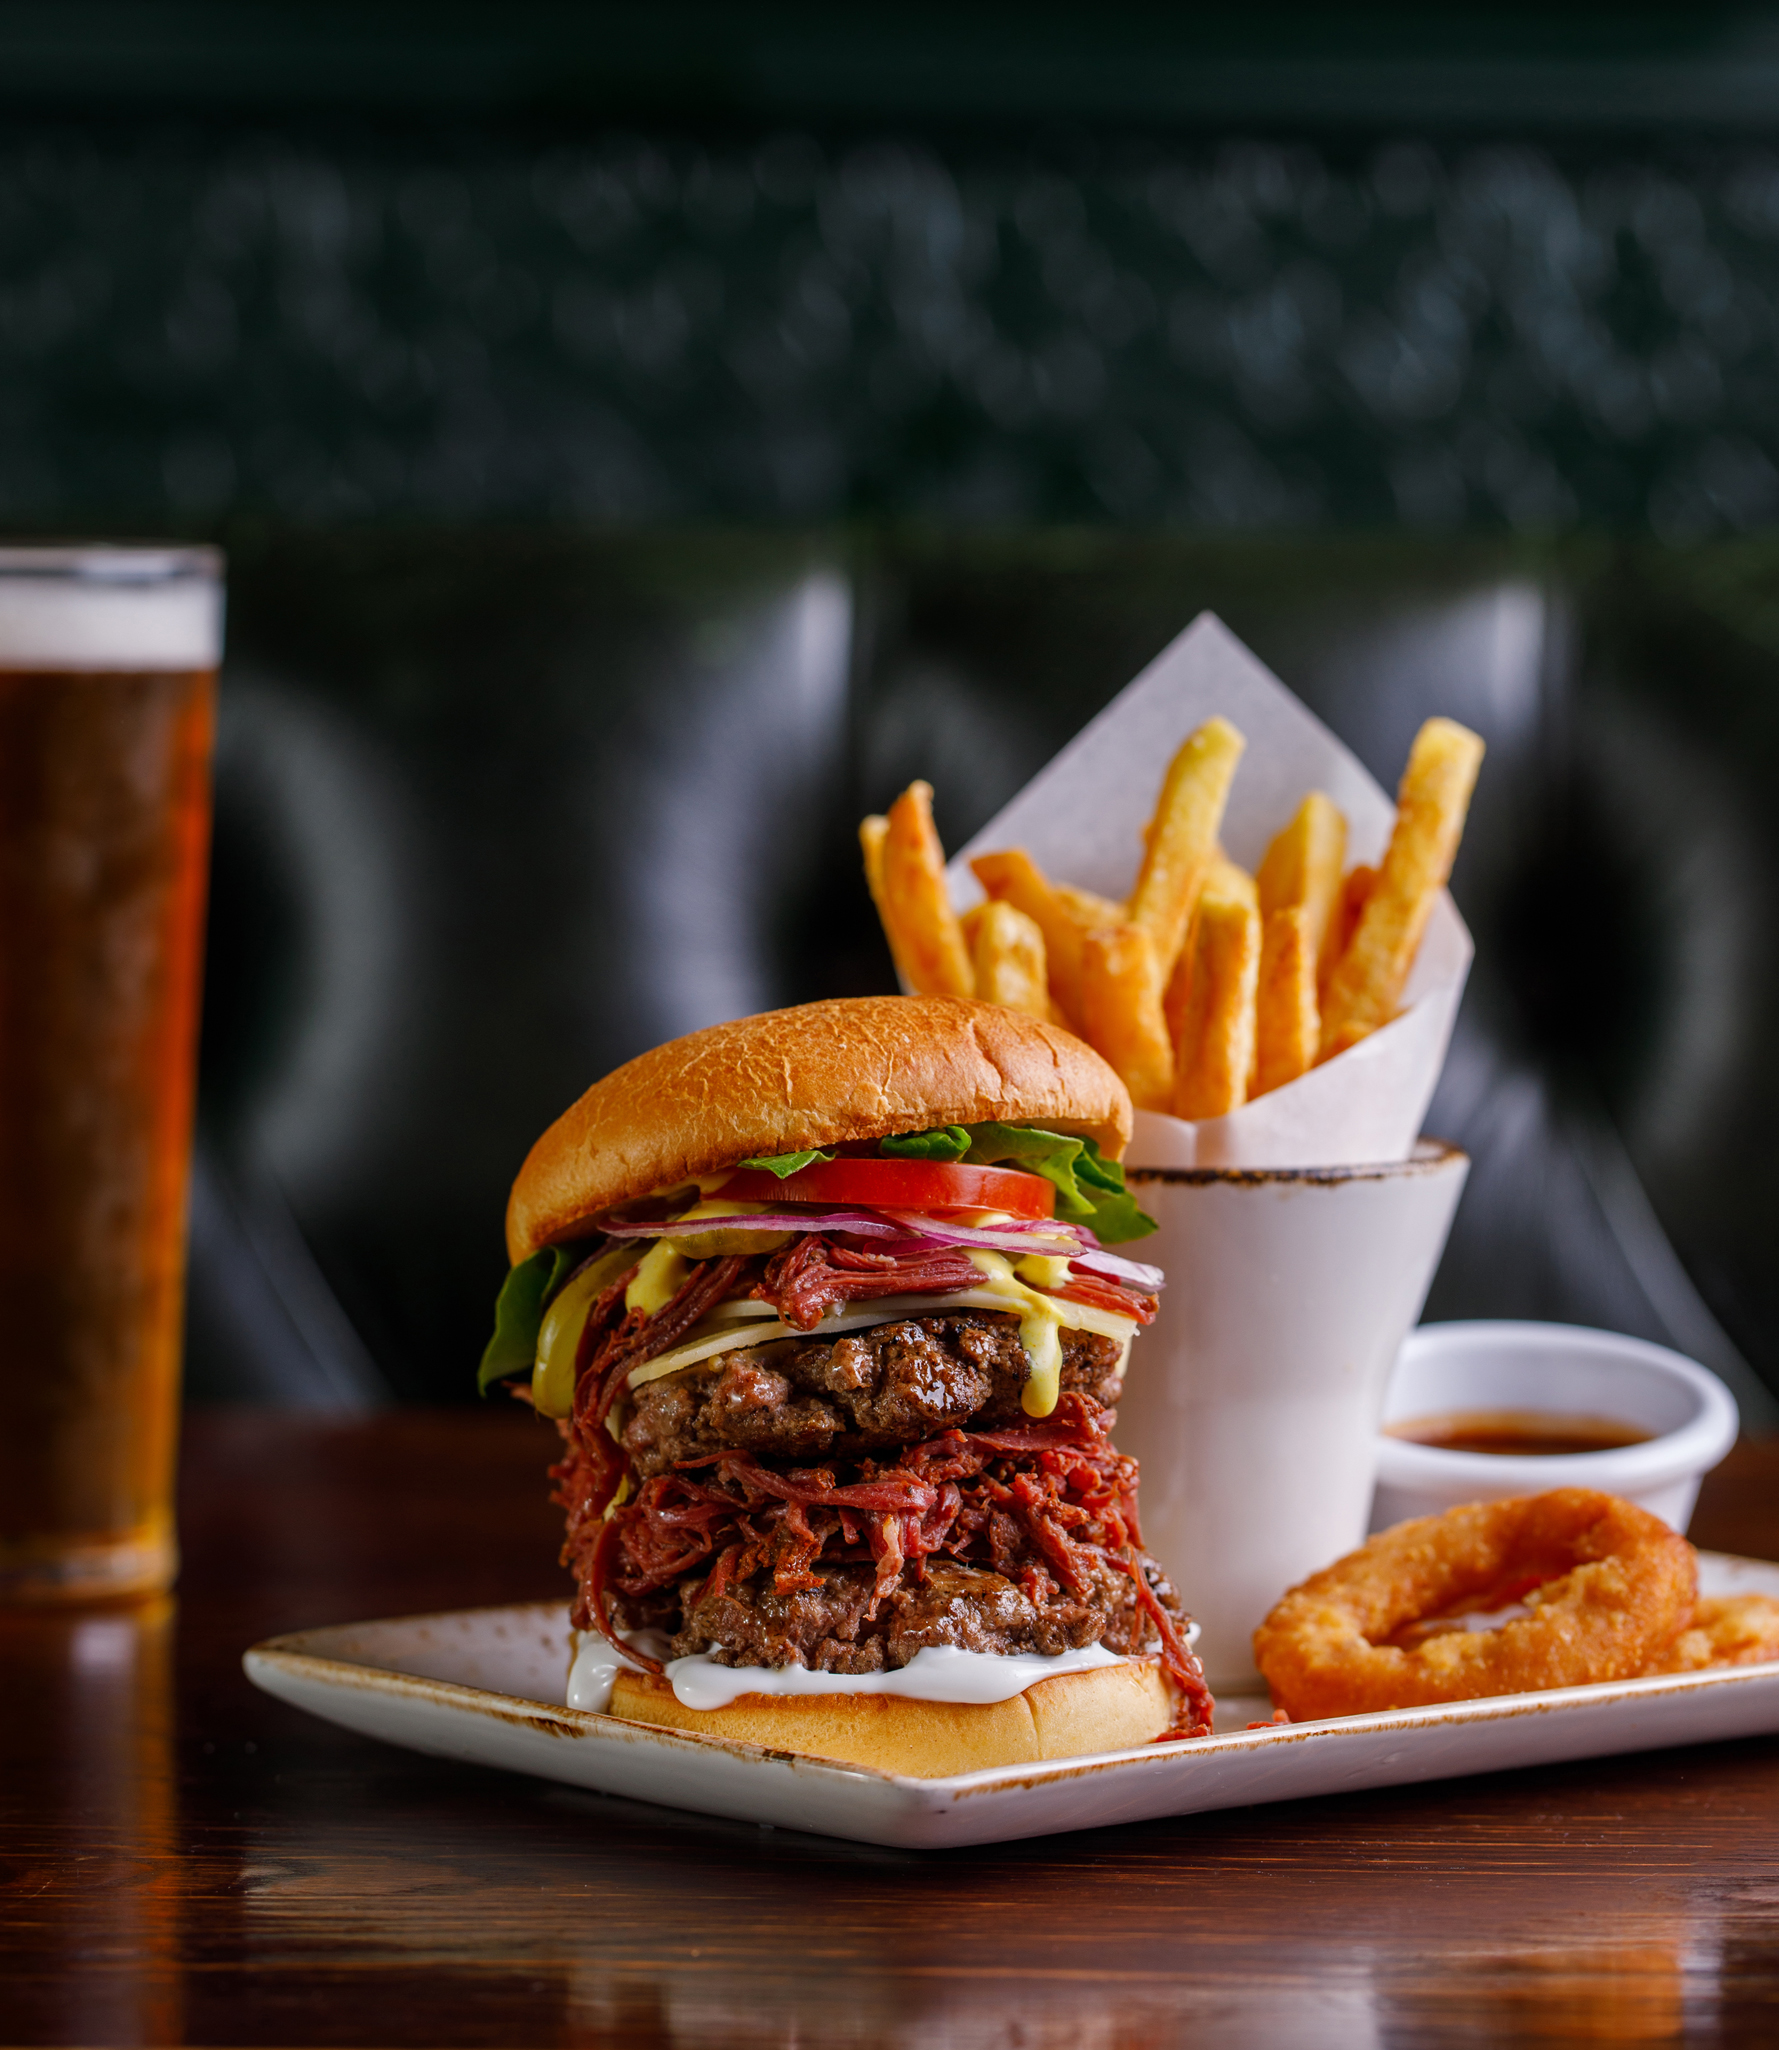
[621, 1277, 1134, 1412]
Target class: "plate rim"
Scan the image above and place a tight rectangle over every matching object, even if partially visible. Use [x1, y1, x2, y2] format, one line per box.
[242, 1549, 1779, 1797]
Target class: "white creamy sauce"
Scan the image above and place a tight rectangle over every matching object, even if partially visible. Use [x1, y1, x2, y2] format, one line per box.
[566, 1629, 668, 1713]
[664, 1641, 1127, 1711]
[569, 1624, 1199, 1714]
[568, 1630, 1127, 1713]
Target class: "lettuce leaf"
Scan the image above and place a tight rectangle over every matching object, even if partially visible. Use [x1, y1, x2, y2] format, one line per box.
[960, 1123, 1156, 1244]
[879, 1125, 971, 1162]
[477, 1244, 579, 1395]
[736, 1147, 836, 1177]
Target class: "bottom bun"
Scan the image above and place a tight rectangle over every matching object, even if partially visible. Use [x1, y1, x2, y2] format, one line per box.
[608, 1658, 1175, 1776]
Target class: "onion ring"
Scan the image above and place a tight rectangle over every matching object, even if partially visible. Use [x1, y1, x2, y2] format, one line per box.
[1644, 1593, 1779, 1675]
[1253, 1489, 1697, 1721]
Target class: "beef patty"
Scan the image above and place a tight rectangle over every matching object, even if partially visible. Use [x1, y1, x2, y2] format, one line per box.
[620, 1313, 1126, 1476]
[607, 1550, 1183, 1672]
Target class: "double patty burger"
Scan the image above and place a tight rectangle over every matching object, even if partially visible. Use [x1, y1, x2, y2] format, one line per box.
[480, 994, 1213, 1774]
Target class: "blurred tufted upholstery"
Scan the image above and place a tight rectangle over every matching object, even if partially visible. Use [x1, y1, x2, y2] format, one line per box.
[184, 530, 1779, 1424]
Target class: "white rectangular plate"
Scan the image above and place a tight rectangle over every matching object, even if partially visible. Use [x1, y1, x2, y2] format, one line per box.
[244, 1551, 1779, 1850]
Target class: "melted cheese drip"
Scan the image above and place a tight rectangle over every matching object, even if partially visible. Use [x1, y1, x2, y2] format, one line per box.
[625, 1239, 690, 1316]
[965, 1249, 1066, 1417]
[623, 1290, 1135, 1395]
[1014, 1252, 1073, 1291]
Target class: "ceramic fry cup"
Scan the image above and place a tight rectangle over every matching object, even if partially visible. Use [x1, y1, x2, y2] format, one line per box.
[1116, 1143, 1469, 1688]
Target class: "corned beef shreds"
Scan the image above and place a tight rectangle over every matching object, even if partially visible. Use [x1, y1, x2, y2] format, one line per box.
[544, 1243, 1209, 1733]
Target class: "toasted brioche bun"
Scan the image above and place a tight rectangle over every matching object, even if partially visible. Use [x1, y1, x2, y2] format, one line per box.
[507, 995, 1132, 1261]
[605, 1658, 1173, 1776]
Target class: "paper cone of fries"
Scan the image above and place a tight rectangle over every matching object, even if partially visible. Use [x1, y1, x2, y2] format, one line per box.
[947, 611, 1472, 1170]
[945, 613, 1476, 1686]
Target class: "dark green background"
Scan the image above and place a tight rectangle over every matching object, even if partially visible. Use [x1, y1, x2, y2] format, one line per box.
[4, 5, 1779, 535]
[7, 5, 1779, 1405]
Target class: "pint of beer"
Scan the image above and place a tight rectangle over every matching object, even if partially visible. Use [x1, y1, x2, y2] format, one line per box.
[0, 549, 222, 1602]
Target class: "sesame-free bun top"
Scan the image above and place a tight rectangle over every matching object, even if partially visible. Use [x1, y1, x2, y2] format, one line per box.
[506, 995, 1132, 1262]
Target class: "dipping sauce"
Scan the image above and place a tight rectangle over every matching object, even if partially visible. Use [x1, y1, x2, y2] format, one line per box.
[1383, 1409, 1653, 1457]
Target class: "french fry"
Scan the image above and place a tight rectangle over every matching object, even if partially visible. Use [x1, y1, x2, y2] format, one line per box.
[865, 706, 1472, 1104]
[1257, 792, 1348, 978]
[861, 813, 889, 894]
[1162, 855, 1255, 1048]
[1162, 938, 1194, 1053]
[971, 848, 1086, 1025]
[969, 900, 1050, 1020]
[1126, 716, 1246, 978]
[1318, 864, 1376, 1000]
[1253, 905, 1319, 1098]
[1079, 922, 1175, 1112]
[859, 814, 915, 989]
[1054, 882, 1126, 931]
[1172, 882, 1260, 1121]
[876, 781, 974, 998]
[1204, 853, 1257, 908]
[1319, 719, 1484, 1060]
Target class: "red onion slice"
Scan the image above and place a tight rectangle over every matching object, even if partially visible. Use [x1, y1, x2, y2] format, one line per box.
[1065, 1247, 1167, 1292]
[603, 1206, 1081, 1255]
[598, 1204, 1164, 1295]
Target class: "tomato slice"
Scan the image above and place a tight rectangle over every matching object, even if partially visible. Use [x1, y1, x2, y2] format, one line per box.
[714, 1157, 1054, 1219]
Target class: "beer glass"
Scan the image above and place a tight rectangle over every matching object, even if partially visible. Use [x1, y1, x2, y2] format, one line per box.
[0, 548, 222, 1602]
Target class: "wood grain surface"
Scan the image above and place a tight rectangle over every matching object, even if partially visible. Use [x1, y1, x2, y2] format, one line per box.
[4, 1412, 1779, 2048]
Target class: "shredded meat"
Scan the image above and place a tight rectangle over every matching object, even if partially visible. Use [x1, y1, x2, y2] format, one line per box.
[759, 1234, 984, 1331]
[544, 1247, 1211, 1735]
[577, 1254, 755, 1428]
[657, 1554, 1174, 1671]
[560, 1390, 1211, 1725]
[621, 1314, 1126, 1477]
[752, 1233, 1158, 1333]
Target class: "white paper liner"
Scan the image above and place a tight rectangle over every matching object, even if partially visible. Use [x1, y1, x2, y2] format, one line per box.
[947, 612, 1472, 1169]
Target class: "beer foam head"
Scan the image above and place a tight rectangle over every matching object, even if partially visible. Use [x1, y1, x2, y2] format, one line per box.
[0, 547, 222, 670]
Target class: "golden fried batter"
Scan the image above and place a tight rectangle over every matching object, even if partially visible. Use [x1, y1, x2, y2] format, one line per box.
[1254, 1490, 1697, 1721]
[1644, 1593, 1779, 1675]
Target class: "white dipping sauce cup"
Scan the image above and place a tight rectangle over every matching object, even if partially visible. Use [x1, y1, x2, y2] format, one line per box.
[1371, 1321, 1741, 1537]
[1117, 1141, 1469, 1689]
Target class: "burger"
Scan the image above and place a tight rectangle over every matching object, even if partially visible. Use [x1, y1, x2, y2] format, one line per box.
[479, 994, 1213, 1775]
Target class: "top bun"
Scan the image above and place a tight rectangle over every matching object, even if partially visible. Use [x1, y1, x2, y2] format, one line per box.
[506, 995, 1132, 1261]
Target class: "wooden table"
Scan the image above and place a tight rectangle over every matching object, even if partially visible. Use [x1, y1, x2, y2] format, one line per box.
[6, 1412, 1779, 2047]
